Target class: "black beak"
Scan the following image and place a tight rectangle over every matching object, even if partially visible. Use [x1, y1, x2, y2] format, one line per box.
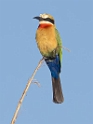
[33, 16, 42, 21]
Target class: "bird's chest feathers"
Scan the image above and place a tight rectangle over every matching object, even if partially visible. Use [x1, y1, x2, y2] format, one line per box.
[36, 24, 57, 56]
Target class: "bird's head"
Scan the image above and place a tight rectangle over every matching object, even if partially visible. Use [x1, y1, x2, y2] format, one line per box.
[33, 13, 55, 25]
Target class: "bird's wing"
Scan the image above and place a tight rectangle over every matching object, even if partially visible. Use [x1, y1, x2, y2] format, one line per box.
[55, 28, 62, 65]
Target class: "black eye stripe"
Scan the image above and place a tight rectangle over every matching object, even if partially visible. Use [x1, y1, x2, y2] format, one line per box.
[40, 18, 54, 24]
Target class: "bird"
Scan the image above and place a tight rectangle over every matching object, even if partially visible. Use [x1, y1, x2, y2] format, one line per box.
[33, 13, 64, 103]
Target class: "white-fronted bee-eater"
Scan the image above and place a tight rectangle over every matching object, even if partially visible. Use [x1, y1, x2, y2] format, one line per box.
[33, 13, 64, 104]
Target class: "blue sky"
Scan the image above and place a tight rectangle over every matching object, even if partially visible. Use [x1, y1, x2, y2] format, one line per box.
[0, 0, 93, 124]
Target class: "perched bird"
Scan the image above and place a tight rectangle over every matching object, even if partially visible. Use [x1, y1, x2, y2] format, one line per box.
[33, 13, 64, 103]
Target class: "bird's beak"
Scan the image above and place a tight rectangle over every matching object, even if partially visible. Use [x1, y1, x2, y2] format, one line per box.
[33, 16, 43, 21]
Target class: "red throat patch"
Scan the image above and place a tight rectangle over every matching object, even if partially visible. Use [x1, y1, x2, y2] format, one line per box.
[38, 23, 52, 28]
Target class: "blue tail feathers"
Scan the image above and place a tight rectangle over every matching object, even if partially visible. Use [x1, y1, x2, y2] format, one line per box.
[45, 55, 64, 103]
[45, 55, 61, 79]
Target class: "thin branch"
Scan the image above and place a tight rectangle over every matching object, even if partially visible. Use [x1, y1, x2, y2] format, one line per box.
[63, 46, 71, 52]
[32, 80, 41, 87]
[11, 45, 69, 124]
[11, 58, 44, 124]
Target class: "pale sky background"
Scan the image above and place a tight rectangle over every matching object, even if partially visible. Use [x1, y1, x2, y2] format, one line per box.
[0, 0, 93, 124]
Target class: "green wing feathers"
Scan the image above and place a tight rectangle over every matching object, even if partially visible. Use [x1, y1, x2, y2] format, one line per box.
[55, 29, 62, 66]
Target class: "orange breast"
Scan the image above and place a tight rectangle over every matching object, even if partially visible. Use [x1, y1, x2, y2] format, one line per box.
[36, 24, 57, 56]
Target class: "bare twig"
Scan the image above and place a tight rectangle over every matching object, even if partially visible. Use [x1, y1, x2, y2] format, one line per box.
[63, 46, 70, 52]
[11, 44, 69, 124]
[32, 80, 41, 87]
[11, 58, 44, 124]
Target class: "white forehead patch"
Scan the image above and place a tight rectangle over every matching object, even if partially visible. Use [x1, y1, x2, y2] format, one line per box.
[40, 13, 48, 19]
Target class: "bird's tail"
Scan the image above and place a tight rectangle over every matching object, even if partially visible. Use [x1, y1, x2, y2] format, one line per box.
[45, 55, 64, 104]
[52, 75, 64, 103]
